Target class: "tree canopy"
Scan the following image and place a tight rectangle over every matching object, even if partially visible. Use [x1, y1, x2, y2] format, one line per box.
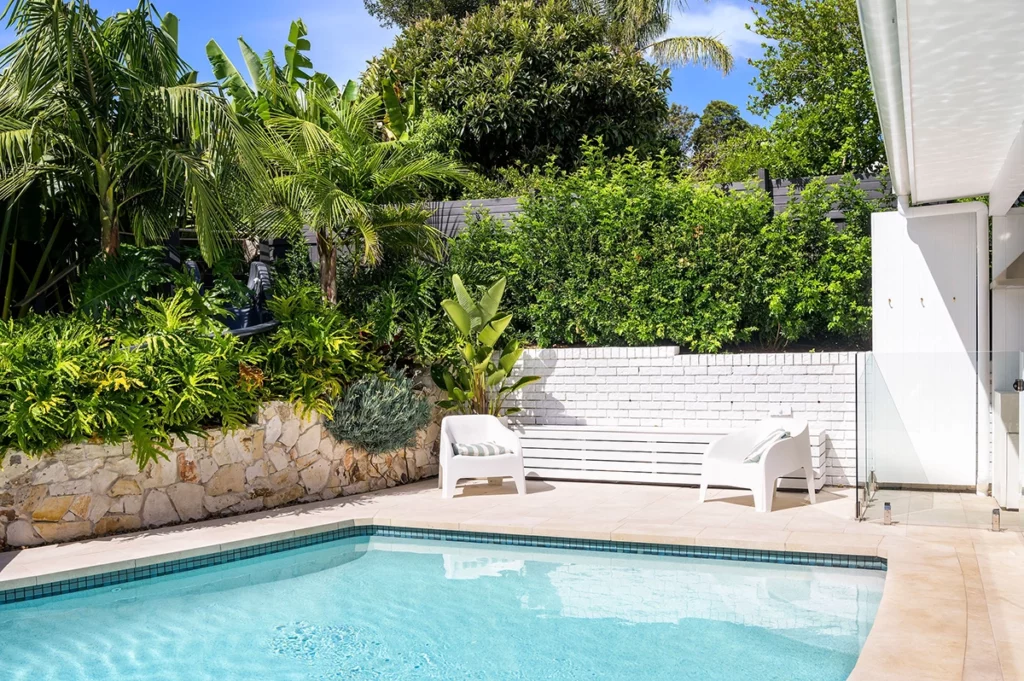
[376, 0, 673, 172]
[743, 0, 883, 177]
[691, 100, 753, 169]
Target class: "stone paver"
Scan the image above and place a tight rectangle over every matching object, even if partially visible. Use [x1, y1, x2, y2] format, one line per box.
[1, 478, 1022, 681]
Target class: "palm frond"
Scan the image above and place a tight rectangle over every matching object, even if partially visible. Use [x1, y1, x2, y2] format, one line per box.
[645, 35, 733, 73]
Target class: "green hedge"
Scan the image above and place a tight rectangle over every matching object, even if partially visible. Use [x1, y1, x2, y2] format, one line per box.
[450, 142, 874, 352]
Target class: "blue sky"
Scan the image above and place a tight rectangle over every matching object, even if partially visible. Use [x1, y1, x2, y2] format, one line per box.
[2, 0, 768, 122]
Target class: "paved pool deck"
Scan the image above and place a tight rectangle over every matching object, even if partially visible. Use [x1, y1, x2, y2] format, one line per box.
[1, 479, 1021, 680]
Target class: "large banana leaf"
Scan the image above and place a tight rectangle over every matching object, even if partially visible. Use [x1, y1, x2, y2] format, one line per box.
[284, 19, 313, 88]
[206, 40, 254, 104]
[479, 312, 512, 348]
[238, 38, 265, 96]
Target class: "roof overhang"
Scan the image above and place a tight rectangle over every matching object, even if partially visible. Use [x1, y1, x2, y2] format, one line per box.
[857, 0, 1024, 215]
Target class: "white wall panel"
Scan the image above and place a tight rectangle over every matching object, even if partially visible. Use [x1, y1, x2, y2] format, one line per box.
[992, 209, 1024, 391]
[869, 211, 978, 485]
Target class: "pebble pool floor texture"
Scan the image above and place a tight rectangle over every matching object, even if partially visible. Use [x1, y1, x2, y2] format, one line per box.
[0, 536, 884, 681]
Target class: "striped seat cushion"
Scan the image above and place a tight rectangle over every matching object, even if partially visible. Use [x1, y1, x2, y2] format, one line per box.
[453, 441, 514, 457]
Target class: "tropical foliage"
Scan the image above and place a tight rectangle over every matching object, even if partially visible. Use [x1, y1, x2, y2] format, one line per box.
[431, 276, 539, 416]
[0, 0, 261, 261]
[326, 368, 433, 455]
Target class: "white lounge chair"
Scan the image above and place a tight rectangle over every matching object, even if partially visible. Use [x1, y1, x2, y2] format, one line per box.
[438, 415, 527, 499]
[698, 418, 815, 512]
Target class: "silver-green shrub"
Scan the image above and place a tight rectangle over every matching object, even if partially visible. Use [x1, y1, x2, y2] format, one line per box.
[327, 369, 433, 455]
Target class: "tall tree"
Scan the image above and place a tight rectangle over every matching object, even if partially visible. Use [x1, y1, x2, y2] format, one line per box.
[375, 0, 674, 171]
[363, 0, 492, 27]
[747, 0, 883, 176]
[691, 100, 752, 168]
[0, 0, 259, 260]
[252, 90, 462, 302]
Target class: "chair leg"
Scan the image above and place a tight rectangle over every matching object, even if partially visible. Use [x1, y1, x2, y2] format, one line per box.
[805, 466, 816, 505]
[442, 471, 458, 499]
[698, 478, 708, 504]
[513, 468, 527, 496]
[752, 485, 765, 513]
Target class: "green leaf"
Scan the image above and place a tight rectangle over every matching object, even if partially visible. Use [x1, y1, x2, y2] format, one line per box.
[238, 38, 265, 94]
[485, 368, 507, 387]
[478, 277, 506, 323]
[161, 12, 179, 47]
[499, 345, 523, 373]
[478, 313, 512, 347]
[441, 299, 471, 336]
[381, 77, 407, 140]
[342, 80, 359, 103]
[450, 275, 480, 328]
[206, 40, 253, 104]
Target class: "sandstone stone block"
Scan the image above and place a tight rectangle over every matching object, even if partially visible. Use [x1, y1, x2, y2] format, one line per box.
[106, 457, 140, 476]
[204, 493, 242, 514]
[142, 456, 177, 488]
[279, 418, 300, 449]
[167, 483, 205, 522]
[92, 469, 120, 495]
[342, 481, 370, 496]
[252, 430, 264, 460]
[109, 479, 141, 497]
[141, 490, 180, 527]
[205, 463, 245, 496]
[49, 479, 91, 496]
[31, 462, 69, 485]
[15, 484, 48, 516]
[296, 424, 321, 458]
[0, 491, 12, 507]
[199, 457, 219, 484]
[293, 452, 319, 470]
[88, 495, 113, 523]
[94, 514, 141, 536]
[177, 451, 199, 483]
[245, 460, 269, 483]
[68, 494, 92, 520]
[228, 498, 263, 514]
[267, 445, 289, 473]
[264, 416, 282, 445]
[269, 468, 298, 491]
[7, 520, 42, 546]
[31, 496, 74, 522]
[33, 521, 91, 543]
[112, 494, 143, 516]
[68, 459, 103, 480]
[300, 459, 330, 494]
[264, 484, 304, 508]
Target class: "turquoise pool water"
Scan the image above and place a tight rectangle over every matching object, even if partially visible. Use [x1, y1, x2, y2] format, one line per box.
[0, 537, 884, 680]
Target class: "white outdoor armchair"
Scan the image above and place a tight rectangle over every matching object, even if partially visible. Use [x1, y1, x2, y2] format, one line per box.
[698, 418, 815, 513]
[438, 415, 527, 499]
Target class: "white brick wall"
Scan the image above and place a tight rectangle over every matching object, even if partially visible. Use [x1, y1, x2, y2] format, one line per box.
[510, 346, 859, 486]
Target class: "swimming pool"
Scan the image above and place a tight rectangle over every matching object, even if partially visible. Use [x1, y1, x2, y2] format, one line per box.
[0, 532, 884, 681]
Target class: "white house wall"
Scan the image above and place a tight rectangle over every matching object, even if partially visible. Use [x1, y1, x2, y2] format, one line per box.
[992, 209, 1024, 391]
[869, 210, 979, 486]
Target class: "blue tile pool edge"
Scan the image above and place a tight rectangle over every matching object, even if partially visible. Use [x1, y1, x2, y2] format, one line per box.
[0, 525, 887, 605]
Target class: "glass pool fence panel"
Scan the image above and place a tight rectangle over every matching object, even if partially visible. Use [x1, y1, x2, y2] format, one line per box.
[859, 351, 1022, 532]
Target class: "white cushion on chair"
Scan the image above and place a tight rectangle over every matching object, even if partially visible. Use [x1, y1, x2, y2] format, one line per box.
[743, 429, 789, 464]
[453, 441, 514, 457]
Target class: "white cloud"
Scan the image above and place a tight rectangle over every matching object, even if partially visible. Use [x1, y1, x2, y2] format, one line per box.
[665, 2, 764, 59]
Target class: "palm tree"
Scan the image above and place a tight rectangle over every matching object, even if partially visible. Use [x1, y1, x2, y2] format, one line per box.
[0, 0, 262, 261]
[251, 87, 463, 303]
[588, 0, 734, 72]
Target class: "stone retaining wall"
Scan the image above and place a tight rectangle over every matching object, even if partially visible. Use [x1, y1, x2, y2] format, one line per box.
[0, 401, 440, 549]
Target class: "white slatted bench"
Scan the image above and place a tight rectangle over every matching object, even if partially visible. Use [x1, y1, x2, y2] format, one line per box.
[515, 425, 827, 492]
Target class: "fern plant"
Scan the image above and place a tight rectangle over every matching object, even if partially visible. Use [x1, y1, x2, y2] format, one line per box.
[326, 368, 432, 455]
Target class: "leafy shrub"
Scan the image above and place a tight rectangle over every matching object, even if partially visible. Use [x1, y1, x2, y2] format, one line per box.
[326, 368, 432, 455]
[75, 245, 172, 319]
[449, 141, 874, 351]
[0, 290, 265, 463]
[260, 286, 381, 416]
[338, 255, 455, 367]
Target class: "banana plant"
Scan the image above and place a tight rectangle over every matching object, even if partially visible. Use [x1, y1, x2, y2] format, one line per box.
[430, 275, 539, 417]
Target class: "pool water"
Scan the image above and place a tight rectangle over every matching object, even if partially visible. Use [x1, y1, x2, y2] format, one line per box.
[0, 537, 884, 681]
